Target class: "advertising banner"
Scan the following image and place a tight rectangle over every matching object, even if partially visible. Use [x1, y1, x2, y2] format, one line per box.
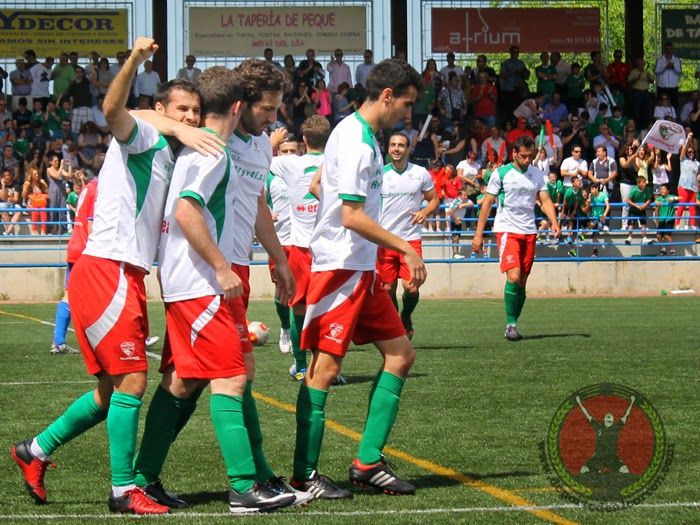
[189, 7, 366, 57]
[0, 10, 128, 58]
[661, 9, 700, 60]
[431, 8, 600, 54]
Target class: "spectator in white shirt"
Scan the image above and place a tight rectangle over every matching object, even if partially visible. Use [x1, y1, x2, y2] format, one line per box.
[134, 60, 160, 104]
[592, 123, 620, 159]
[439, 52, 464, 86]
[326, 48, 352, 93]
[654, 42, 681, 111]
[355, 49, 375, 87]
[653, 94, 678, 121]
[176, 55, 201, 81]
[560, 146, 588, 187]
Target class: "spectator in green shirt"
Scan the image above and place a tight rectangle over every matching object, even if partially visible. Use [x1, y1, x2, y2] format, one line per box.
[655, 184, 679, 255]
[561, 176, 586, 245]
[625, 176, 653, 245]
[535, 52, 556, 102]
[587, 184, 610, 255]
[565, 62, 585, 110]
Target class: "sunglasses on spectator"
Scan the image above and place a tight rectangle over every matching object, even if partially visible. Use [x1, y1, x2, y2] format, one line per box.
[573, 149, 582, 153]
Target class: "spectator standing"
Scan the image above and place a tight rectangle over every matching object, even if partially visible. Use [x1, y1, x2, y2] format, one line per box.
[438, 72, 466, 126]
[446, 186, 472, 258]
[332, 82, 355, 125]
[296, 48, 324, 87]
[90, 58, 115, 99]
[565, 62, 586, 111]
[606, 49, 631, 91]
[1, 169, 22, 235]
[653, 95, 677, 121]
[176, 55, 201, 81]
[560, 146, 588, 187]
[624, 176, 653, 245]
[680, 92, 699, 125]
[292, 81, 314, 139]
[543, 93, 569, 129]
[592, 123, 620, 160]
[439, 52, 464, 86]
[618, 143, 639, 228]
[442, 121, 471, 167]
[627, 57, 655, 130]
[51, 54, 75, 103]
[326, 48, 352, 93]
[133, 60, 160, 105]
[507, 117, 535, 147]
[109, 51, 126, 77]
[588, 144, 618, 194]
[10, 58, 32, 109]
[46, 153, 71, 232]
[633, 145, 654, 183]
[474, 54, 498, 84]
[655, 42, 682, 112]
[355, 49, 375, 88]
[263, 48, 282, 70]
[535, 52, 556, 102]
[676, 133, 699, 229]
[27, 174, 50, 235]
[561, 176, 586, 245]
[655, 184, 679, 255]
[66, 67, 92, 134]
[0, 143, 21, 183]
[551, 52, 571, 103]
[471, 70, 497, 127]
[500, 46, 530, 122]
[12, 97, 32, 131]
[651, 148, 671, 196]
[481, 125, 506, 164]
[311, 79, 332, 124]
[583, 51, 606, 89]
[587, 184, 610, 254]
[30, 56, 53, 110]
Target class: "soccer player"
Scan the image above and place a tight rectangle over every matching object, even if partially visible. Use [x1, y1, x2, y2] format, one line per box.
[378, 131, 438, 338]
[133, 60, 309, 508]
[266, 135, 296, 354]
[472, 136, 560, 341]
[154, 65, 294, 513]
[49, 169, 97, 355]
[290, 59, 425, 499]
[269, 115, 330, 381]
[11, 37, 222, 514]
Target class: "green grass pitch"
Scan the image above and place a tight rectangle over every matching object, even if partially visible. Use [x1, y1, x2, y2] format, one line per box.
[0, 298, 699, 524]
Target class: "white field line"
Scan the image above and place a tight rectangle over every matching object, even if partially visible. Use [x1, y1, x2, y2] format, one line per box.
[0, 502, 698, 520]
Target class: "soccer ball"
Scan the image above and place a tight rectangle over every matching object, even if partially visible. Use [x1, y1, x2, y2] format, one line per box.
[247, 321, 270, 347]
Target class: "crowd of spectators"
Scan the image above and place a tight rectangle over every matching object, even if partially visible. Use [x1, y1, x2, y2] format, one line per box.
[1, 43, 699, 250]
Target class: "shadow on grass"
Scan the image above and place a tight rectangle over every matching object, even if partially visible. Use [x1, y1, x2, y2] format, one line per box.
[409, 470, 535, 489]
[413, 345, 474, 351]
[524, 333, 591, 340]
[180, 490, 228, 506]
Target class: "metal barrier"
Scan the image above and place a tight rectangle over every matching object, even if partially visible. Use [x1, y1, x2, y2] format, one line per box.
[1, 203, 698, 267]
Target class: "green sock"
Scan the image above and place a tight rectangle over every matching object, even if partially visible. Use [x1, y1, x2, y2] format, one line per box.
[504, 281, 519, 325]
[36, 391, 107, 457]
[357, 371, 405, 465]
[242, 381, 275, 483]
[515, 286, 527, 319]
[210, 393, 256, 494]
[275, 298, 291, 330]
[293, 385, 328, 481]
[401, 291, 419, 323]
[290, 313, 307, 371]
[133, 387, 186, 487]
[173, 387, 204, 440]
[107, 392, 142, 487]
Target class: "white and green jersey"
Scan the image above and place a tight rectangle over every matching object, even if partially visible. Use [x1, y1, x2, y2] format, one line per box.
[83, 116, 174, 272]
[486, 162, 548, 234]
[310, 112, 383, 271]
[265, 172, 291, 245]
[380, 162, 433, 241]
[589, 191, 609, 219]
[227, 130, 273, 266]
[158, 142, 236, 302]
[269, 152, 323, 248]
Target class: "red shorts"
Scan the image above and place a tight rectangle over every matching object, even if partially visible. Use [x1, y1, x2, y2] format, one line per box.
[160, 295, 246, 379]
[228, 264, 253, 353]
[68, 255, 148, 376]
[496, 232, 536, 275]
[268, 245, 292, 283]
[377, 239, 422, 285]
[301, 270, 406, 357]
[288, 245, 312, 307]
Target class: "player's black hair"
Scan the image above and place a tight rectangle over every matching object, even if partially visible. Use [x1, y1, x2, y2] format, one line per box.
[234, 59, 284, 105]
[154, 78, 201, 106]
[364, 59, 422, 102]
[196, 67, 244, 117]
[513, 135, 536, 151]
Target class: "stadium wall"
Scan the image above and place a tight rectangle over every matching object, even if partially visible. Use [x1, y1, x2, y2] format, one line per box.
[1, 262, 697, 302]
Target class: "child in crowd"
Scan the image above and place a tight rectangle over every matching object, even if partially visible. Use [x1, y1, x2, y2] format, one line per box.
[587, 184, 610, 256]
[27, 182, 49, 235]
[447, 186, 473, 259]
[652, 148, 671, 197]
[65, 176, 82, 231]
[625, 176, 653, 245]
[561, 176, 586, 246]
[655, 184, 679, 255]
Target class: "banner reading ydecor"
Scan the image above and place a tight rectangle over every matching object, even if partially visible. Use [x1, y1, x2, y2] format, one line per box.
[432, 8, 600, 53]
[188, 6, 366, 57]
[0, 10, 128, 58]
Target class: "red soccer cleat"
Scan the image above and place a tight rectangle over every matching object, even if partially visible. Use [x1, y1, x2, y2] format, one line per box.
[11, 439, 55, 504]
[108, 487, 170, 514]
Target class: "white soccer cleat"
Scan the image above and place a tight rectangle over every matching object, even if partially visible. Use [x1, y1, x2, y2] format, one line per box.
[145, 336, 160, 348]
[279, 328, 292, 354]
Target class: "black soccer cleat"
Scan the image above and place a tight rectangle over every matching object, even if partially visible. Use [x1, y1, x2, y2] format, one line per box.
[349, 457, 416, 495]
[143, 478, 188, 509]
[228, 484, 295, 514]
[290, 470, 353, 500]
